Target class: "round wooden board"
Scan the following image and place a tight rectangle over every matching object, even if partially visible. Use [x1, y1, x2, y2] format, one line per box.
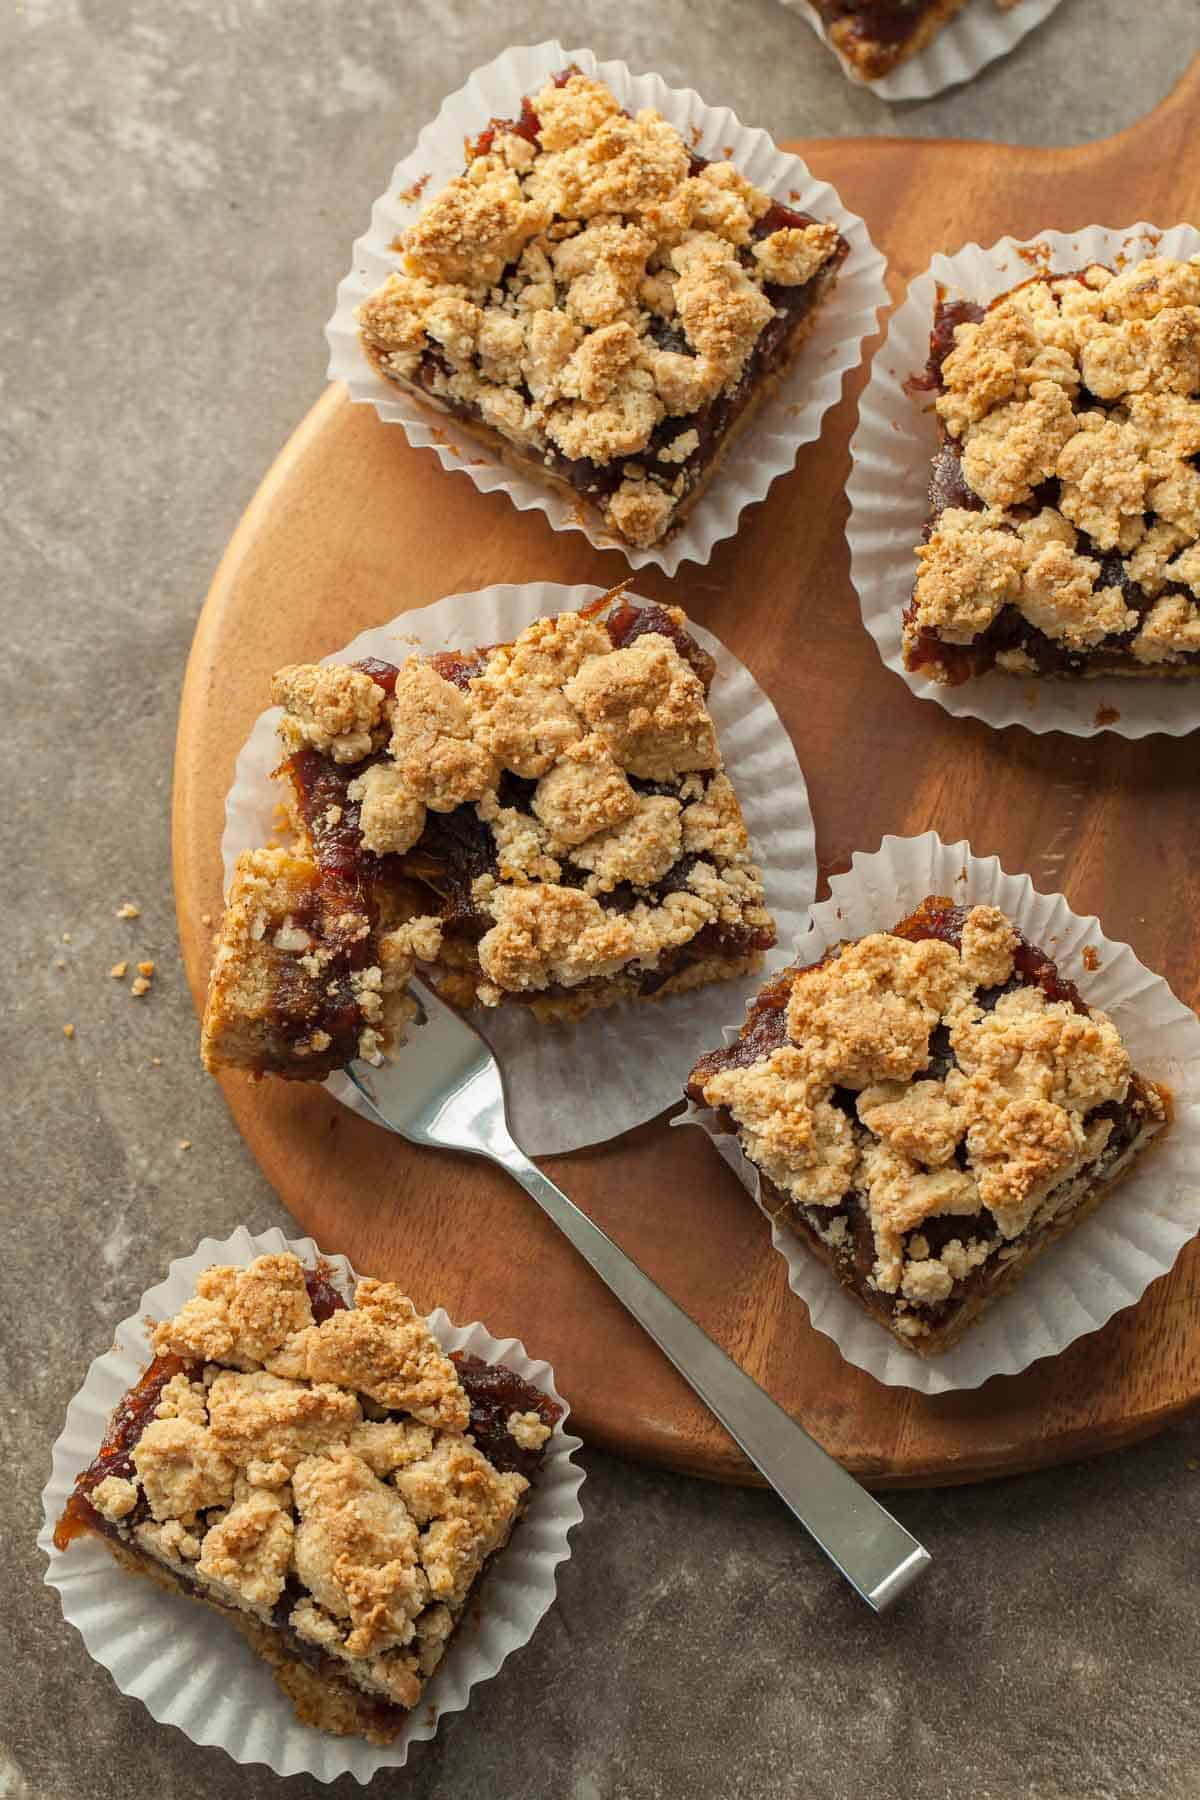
[174, 61, 1200, 1488]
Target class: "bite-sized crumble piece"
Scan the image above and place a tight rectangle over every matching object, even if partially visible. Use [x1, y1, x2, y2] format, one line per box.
[687, 898, 1171, 1355]
[904, 256, 1200, 685]
[201, 587, 776, 1079]
[54, 1254, 563, 1743]
[809, 0, 1019, 80]
[356, 67, 848, 549]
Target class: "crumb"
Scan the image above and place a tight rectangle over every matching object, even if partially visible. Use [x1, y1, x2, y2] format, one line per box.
[200, 912, 212, 927]
[788, 188, 801, 201]
[1095, 705, 1121, 727]
[178, 1139, 192, 1152]
[1081, 946, 1100, 972]
[62, 1023, 76, 1039]
[116, 903, 140, 919]
[61, 932, 72, 943]
[397, 172, 431, 205]
[150, 1057, 162, 1066]
[110, 962, 128, 979]
[55, 958, 66, 970]
[137, 960, 156, 977]
[722, 144, 733, 158]
[130, 977, 151, 997]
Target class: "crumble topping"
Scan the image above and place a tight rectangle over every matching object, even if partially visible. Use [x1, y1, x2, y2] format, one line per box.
[697, 905, 1137, 1300]
[274, 665, 390, 764]
[99, 1256, 537, 1706]
[911, 257, 1200, 668]
[268, 604, 765, 1001]
[357, 71, 844, 545]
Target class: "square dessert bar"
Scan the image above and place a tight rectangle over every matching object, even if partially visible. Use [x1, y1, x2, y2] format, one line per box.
[905, 255, 1200, 684]
[357, 67, 848, 549]
[202, 590, 776, 1078]
[687, 898, 1170, 1355]
[810, 0, 1021, 79]
[55, 1254, 562, 1743]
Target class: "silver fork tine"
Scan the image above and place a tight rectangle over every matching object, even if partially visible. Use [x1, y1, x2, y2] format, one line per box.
[348, 976, 931, 1613]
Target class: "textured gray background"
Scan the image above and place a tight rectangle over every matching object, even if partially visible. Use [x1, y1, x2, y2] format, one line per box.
[6, 2, 1200, 1796]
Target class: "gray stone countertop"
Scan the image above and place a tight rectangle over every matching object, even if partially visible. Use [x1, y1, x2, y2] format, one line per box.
[5, 2, 1200, 1795]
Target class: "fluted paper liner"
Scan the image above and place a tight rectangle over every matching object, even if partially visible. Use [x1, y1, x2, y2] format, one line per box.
[848, 222, 1200, 739]
[324, 40, 887, 574]
[678, 833, 1200, 1394]
[219, 582, 817, 1156]
[40, 1226, 584, 1784]
[781, 0, 1064, 99]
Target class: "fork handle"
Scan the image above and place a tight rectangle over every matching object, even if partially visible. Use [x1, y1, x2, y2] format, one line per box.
[493, 1139, 930, 1612]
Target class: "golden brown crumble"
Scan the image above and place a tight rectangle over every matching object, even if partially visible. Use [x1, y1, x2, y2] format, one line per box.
[268, 604, 766, 1008]
[357, 71, 844, 546]
[102, 1256, 536, 1714]
[911, 257, 1200, 672]
[697, 905, 1142, 1303]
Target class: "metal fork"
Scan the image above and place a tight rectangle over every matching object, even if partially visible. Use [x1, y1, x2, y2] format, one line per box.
[348, 977, 931, 1612]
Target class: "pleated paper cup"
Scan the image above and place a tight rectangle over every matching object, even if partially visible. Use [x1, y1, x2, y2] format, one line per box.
[39, 1225, 584, 1785]
[220, 582, 817, 1156]
[782, 0, 1064, 99]
[848, 222, 1200, 739]
[677, 833, 1200, 1395]
[325, 40, 887, 574]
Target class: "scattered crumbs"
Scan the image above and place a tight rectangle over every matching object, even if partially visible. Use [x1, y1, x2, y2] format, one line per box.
[266, 838, 280, 851]
[1095, 704, 1121, 728]
[54, 958, 66, 971]
[178, 1139, 192, 1152]
[786, 402, 804, 418]
[388, 234, 405, 253]
[721, 144, 734, 159]
[1015, 240, 1052, 270]
[788, 187, 801, 201]
[1082, 946, 1101, 972]
[429, 424, 447, 443]
[130, 976, 151, 997]
[467, 456, 488, 466]
[689, 124, 703, 148]
[62, 1023, 76, 1040]
[110, 961, 128, 979]
[447, 444, 461, 457]
[116, 902, 140, 919]
[137, 960, 156, 978]
[396, 172, 430, 205]
[566, 500, 590, 527]
[62, 932, 72, 943]
[200, 912, 212, 928]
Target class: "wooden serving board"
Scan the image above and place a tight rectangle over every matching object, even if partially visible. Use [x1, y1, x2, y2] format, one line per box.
[174, 60, 1200, 1487]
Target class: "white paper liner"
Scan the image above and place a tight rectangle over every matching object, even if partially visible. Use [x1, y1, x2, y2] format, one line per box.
[782, 0, 1064, 98]
[39, 1225, 584, 1784]
[677, 832, 1200, 1394]
[848, 222, 1200, 739]
[324, 40, 887, 575]
[220, 583, 816, 1156]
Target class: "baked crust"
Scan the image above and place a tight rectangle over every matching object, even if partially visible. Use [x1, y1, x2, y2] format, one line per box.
[687, 897, 1171, 1354]
[202, 591, 776, 1079]
[816, 0, 971, 78]
[54, 1255, 561, 1740]
[905, 257, 1200, 684]
[357, 68, 848, 548]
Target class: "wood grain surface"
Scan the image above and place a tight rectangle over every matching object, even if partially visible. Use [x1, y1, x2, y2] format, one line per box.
[173, 58, 1200, 1486]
